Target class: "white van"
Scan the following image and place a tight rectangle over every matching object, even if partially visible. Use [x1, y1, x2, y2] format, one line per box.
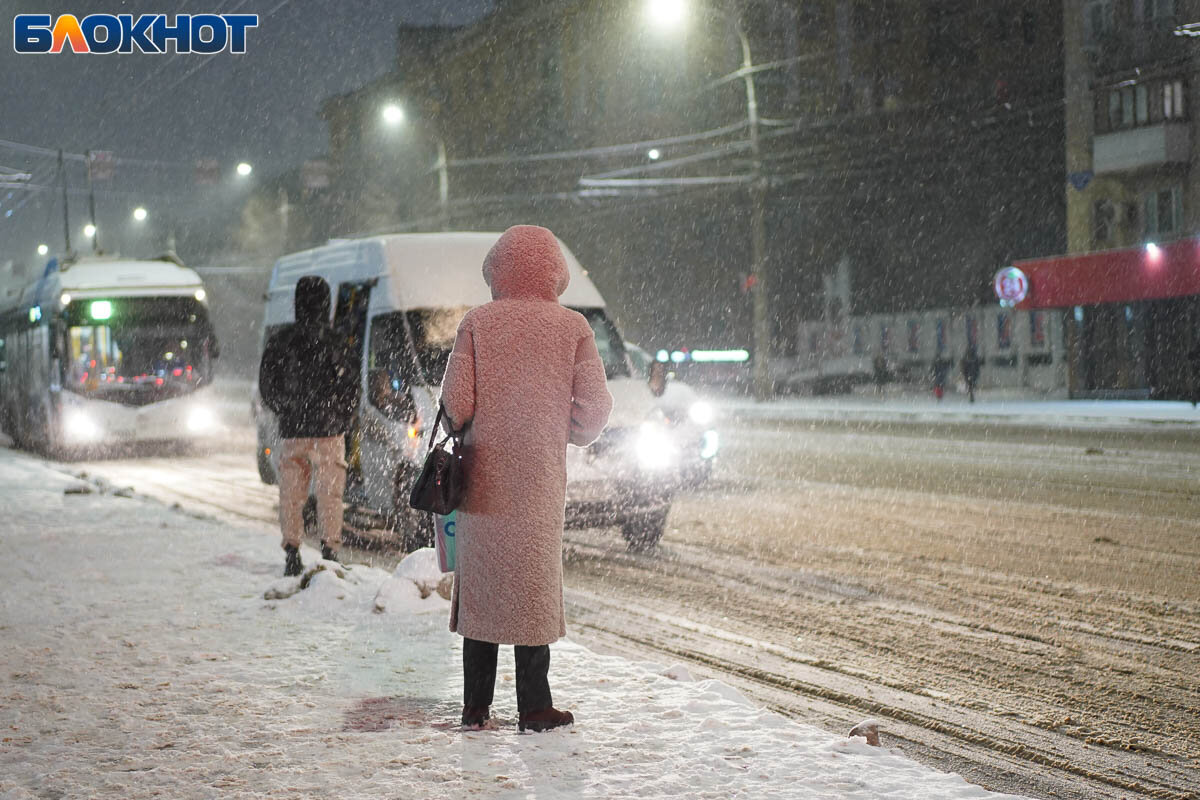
[252, 233, 682, 551]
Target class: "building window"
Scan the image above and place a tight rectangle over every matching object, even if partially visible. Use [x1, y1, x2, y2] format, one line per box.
[1102, 78, 1186, 132]
[1021, 9, 1036, 44]
[1093, 198, 1116, 245]
[797, 1, 825, 39]
[1142, 0, 1176, 28]
[1083, 0, 1113, 45]
[852, 2, 872, 41]
[1143, 185, 1183, 239]
[1164, 80, 1186, 119]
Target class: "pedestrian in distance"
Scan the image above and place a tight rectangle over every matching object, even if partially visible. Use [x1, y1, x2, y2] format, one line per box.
[439, 225, 614, 733]
[872, 352, 888, 395]
[258, 275, 360, 577]
[931, 355, 951, 401]
[961, 347, 982, 404]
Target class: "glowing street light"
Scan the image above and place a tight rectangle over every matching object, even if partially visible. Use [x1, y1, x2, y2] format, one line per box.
[236, 162, 253, 177]
[37, 243, 48, 256]
[83, 223, 96, 239]
[648, 148, 662, 160]
[382, 103, 405, 126]
[645, 0, 771, 398]
[646, 0, 687, 29]
[132, 206, 148, 222]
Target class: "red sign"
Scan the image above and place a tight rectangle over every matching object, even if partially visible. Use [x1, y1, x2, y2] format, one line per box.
[994, 266, 1029, 306]
[88, 151, 114, 181]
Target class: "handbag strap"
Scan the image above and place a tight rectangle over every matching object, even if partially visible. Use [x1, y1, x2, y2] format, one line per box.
[428, 404, 466, 452]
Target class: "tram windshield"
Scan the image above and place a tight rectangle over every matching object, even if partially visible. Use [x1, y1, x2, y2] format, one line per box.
[62, 296, 216, 405]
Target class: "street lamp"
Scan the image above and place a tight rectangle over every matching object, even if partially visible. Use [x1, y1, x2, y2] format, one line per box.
[83, 223, 97, 239]
[379, 101, 449, 231]
[646, 0, 770, 399]
[132, 206, 148, 222]
[37, 243, 48, 256]
[646, 0, 687, 29]
[236, 162, 253, 177]
[382, 103, 405, 126]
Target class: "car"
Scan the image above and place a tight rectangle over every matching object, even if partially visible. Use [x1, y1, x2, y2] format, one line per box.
[625, 343, 719, 488]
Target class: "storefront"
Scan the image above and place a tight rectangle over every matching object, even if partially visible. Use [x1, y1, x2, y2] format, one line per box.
[1010, 238, 1200, 399]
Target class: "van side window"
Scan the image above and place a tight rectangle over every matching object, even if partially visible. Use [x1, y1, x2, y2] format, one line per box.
[367, 314, 420, 418]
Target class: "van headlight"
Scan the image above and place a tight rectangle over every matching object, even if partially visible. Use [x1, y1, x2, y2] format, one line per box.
[187, 406, 218, 433]
[64, 411, 101, 441]
[635, 422, 676, 470]
[688, 401, 715, 426]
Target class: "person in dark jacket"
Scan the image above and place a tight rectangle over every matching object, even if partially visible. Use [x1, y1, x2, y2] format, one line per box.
[258, 276, 360, 576]
[961, 347, 982, 404]
[931, 356, 951, 401]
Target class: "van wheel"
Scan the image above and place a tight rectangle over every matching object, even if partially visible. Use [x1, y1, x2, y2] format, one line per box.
[256, 445, 277, 485]
[392, 465, 433, 553]
[621, 508, 668, 553]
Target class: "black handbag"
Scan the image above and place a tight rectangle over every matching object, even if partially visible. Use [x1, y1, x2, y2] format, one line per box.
[408, 405, 467, 514]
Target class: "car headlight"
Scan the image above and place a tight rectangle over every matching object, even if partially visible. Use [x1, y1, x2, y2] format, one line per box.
[635, 422, 677, 470]
[700, 430, 720, 459]
[187, 406, 218, 433]
[688, 401, 715, 426]
[64, 411, 100, 441]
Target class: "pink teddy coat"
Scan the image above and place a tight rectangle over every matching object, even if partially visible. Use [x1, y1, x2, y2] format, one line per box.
[439, 225, 614, 646]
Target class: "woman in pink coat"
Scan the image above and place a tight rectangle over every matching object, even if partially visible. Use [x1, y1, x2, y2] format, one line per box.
[439, 225, 613, 732]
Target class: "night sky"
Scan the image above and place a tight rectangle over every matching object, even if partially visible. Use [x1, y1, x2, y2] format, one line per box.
[0, 1, 492, 262]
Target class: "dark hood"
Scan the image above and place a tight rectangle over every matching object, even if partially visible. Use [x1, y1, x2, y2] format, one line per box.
[294, 275, 331, 327]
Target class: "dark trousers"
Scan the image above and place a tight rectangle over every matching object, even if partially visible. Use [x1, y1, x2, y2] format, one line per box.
[462, 638, 552, 713]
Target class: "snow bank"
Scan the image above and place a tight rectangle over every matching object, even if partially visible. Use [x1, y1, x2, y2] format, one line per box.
[0, 450, 1026, 799]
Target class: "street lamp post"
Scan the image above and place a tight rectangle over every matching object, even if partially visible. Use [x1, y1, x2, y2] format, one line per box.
[382, 101, 450, 231]
[647, 0, 772, 399]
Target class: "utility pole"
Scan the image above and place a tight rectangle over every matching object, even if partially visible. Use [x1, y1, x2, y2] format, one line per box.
[278, 188, 290, 253]
[85, 150, 99, 254]
[58, 149, 71, 257]
[733, 15, 771, 401]
[435, 137, 449, 232]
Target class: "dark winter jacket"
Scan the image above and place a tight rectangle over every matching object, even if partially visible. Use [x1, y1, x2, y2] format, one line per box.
[258, 276, 360, 439]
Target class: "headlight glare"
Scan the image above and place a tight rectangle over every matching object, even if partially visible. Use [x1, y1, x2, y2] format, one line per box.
[636, 423, 676, 470]
[187, 406, 217, 433]
[688, 401, 715, 426]
[64, 411, 100, 441]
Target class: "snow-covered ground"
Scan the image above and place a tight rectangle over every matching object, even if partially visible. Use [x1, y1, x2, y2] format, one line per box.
[0, 449, 1027, 800]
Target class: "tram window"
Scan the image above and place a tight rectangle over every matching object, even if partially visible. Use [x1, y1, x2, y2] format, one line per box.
[62, 297, 213, 398]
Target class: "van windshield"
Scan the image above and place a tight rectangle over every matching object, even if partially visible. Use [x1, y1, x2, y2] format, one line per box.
[386, 306, 631, 384]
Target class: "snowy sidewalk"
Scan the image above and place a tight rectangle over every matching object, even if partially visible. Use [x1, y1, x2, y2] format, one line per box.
[0, 450, 1023, 800]
[718, 388, 1200, 431]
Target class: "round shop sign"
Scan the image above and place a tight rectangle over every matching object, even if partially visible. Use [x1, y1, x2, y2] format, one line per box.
[993, 266, 1029, 307]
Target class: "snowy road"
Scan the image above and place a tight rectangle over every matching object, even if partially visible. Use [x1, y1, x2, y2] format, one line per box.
[60, 412, 1200, 800]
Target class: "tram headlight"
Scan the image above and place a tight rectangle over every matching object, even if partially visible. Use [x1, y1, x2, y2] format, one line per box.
[64, 411, 100, 442]
[186, 406, 218, 434]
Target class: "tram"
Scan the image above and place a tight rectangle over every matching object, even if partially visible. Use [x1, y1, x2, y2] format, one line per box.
[0, 254, 221, 454]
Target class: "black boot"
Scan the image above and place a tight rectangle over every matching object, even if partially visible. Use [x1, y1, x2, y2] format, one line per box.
[321, 544, 339, 562]
[284, 545, 303, 577]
